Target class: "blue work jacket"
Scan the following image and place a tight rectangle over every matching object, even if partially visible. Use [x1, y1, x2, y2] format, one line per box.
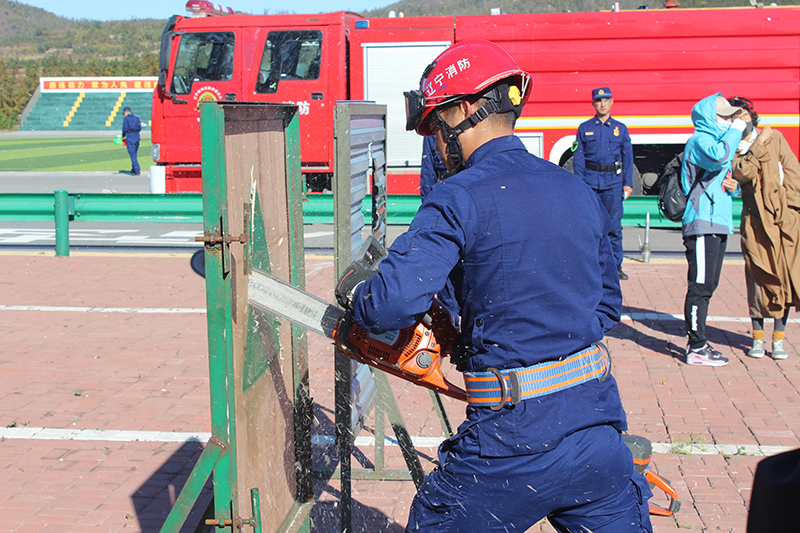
[122, 113, 141, 143]
[573, 116, 633, 191]
[351, 135, 627, 455]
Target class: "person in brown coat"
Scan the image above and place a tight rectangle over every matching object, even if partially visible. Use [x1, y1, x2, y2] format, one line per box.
[730, 96, 800, 360]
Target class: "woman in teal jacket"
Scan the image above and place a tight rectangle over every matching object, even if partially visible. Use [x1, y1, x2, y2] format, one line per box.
[681, 93, 746, 366]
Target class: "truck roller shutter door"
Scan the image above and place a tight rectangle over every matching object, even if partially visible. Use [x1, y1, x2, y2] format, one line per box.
[362, 42, 449, 169]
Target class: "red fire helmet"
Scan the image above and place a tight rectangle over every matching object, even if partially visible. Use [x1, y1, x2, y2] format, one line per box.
[405, 39, 532, 136]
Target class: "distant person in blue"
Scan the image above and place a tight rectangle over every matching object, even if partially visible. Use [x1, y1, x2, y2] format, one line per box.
[420, 135, 446, 200]
[121, 106, 142, 176]
[337, 40, 652, 533]
[573, 87, 634, 280]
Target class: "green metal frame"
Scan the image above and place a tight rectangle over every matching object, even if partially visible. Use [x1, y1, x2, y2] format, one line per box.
[158, 102, 312, 533]
[329, 102, 431, 533]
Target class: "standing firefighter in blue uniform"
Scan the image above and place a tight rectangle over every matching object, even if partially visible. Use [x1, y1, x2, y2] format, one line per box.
[573, 87, 634, 280]
[121, 106, 142, 176]
[420, 135, 447, 200]
[336, 40, 652, 532]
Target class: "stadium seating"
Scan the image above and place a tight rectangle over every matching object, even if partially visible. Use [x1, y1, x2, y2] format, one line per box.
[21, 88, 153, 131]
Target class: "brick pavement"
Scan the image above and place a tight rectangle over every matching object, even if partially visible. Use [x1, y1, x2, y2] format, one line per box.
[0, 251, 798, 532]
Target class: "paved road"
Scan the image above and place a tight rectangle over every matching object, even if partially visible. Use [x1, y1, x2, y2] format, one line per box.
[0, 171, 742, 256]
[0, 252, 796, 532]
[0, 171, 151, 193]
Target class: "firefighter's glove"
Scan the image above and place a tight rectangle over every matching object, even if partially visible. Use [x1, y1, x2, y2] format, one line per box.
[335, 236, 387, 310]
[335, 271, 368, 310]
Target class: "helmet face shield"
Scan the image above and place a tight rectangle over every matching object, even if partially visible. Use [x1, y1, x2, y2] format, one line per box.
[404, 89, 426, 132]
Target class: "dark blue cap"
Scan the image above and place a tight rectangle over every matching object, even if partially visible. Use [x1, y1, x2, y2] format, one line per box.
[122, 106, 131, 112]
[592, 87, 612, 100]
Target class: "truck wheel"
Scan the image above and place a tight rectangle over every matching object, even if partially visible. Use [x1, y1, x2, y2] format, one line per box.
[642, 172, 659, 195]
[306, 173, 332, 193]
[631, 165, 643, 196]
[561, 155, 575, 174]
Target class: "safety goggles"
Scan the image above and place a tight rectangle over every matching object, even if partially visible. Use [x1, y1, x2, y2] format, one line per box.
[404, 89, 426, 132]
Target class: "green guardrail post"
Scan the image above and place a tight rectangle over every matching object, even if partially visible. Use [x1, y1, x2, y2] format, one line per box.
[54, 190, 69, 257]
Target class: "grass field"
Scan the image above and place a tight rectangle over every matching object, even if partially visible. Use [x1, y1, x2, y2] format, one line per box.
[0, 137, 153, 172]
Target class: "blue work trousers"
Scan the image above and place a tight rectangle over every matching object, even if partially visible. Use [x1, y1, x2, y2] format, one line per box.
[406, 423, 652, 532]
[596, 186, 624, 270]
[127, 139, 140, 174]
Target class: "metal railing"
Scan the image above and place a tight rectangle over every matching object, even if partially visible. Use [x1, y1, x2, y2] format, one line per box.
[0, 192, 743, 255]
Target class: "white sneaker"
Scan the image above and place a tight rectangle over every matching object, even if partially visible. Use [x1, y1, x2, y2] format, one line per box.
[772, 340, 788, 360]
[685, 344, 729, 366]
[748, 339, 765, 358]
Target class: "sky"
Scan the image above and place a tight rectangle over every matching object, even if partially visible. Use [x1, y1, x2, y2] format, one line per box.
[14, 0, 384, 21]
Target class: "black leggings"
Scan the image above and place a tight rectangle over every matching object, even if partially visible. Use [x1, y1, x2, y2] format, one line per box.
[752, 309, 791, 333]
[684, 234, 727, 349]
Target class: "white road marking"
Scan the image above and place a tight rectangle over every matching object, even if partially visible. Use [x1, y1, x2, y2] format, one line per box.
[304, 231, 333, 238]
[0, 427, 791, 457]
[622, 313, 800, 324]
[1, 306, 794, 324]
[0, 308, 792, 456]
[161, 231, 203, 237]
[0, 305, 206, 313]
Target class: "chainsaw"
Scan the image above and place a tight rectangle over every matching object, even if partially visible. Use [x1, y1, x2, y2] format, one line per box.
[244, 262, 679, 518]
[247, 268, 468, 401]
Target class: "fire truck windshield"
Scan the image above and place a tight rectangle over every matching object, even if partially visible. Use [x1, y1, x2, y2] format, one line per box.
[171, 32, 235, 95]
[256, 30, 322, 94]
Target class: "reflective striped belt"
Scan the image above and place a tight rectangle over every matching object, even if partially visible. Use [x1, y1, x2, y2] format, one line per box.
[463, 344, 611, 410]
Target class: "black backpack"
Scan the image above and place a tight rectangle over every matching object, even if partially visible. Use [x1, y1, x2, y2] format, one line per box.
[657, 152, 707, 222]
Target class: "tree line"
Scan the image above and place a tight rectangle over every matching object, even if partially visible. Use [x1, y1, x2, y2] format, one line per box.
[0, 0, 791, 131]
[363, 0, 763, 17]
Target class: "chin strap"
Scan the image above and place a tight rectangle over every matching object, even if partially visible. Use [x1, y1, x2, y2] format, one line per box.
[431, 82, 525, 177]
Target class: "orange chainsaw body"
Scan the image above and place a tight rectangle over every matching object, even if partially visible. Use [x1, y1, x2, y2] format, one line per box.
[334, 300, 467, 401]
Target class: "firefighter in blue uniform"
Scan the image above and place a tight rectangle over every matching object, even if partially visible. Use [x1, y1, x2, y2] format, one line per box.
[121, 106, 142, 176]
[336, 41, 652, 532]
[573, 87, 634, 280]
[420, 135, 447, 200]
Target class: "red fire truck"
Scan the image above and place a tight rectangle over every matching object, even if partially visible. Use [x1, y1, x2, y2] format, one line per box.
[151, 1, 800, 194]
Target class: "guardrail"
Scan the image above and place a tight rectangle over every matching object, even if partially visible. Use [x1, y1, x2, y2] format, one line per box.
[0, 192, 743, 255]
[0, 192, 204, 223]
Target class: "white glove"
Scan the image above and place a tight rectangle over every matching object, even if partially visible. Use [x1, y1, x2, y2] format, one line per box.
[730, 118, 747, 133]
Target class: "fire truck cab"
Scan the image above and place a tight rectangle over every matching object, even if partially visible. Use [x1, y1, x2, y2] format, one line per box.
[152, 2, 800, 195]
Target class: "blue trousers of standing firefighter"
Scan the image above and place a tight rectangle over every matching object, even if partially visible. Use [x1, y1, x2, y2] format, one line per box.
[127, 139, 140, 175]
[596, 186, 624, 269]
[406, 423, 652, 533]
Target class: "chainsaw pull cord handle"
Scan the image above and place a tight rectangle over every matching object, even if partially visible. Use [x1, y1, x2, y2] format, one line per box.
[420, 312, 433, 328]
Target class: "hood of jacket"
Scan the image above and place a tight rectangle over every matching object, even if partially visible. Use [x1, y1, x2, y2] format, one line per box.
[692, 93, 733, 140]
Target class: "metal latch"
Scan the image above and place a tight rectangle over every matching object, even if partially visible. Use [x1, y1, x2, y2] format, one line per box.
[195, 230, 247, 245]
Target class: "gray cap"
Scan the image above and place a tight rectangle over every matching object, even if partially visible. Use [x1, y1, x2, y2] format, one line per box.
[716, 96, 740, 117]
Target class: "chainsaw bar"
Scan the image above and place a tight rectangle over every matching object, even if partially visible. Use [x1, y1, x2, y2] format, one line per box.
[248, 269, 342, 339]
